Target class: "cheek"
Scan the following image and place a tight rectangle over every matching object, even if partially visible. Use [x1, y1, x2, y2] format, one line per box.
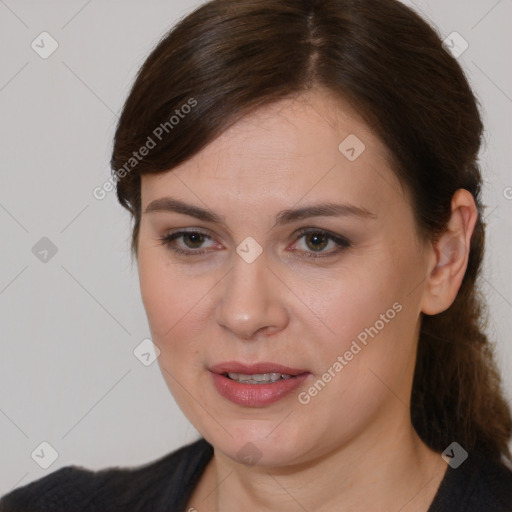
[138, 257, 173, 337]
[306, 297, 415, 428]
[138, 252, 195, 342]
[137, 251, 215, 369]
[138, 255, 207, 407]
[317, 266, 391, 338]
[315, 249, 420, 372]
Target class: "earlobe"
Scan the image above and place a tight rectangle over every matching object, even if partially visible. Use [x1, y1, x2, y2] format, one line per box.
[421, 189, 478, 316]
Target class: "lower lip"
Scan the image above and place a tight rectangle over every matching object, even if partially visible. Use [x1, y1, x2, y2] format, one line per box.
[211, 372, 310, 407]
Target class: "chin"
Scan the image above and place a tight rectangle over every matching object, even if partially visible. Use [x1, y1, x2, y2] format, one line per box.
[206, 420, 316, 468]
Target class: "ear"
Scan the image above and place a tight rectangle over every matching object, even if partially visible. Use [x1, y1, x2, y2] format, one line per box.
[420, 189, 478, 315]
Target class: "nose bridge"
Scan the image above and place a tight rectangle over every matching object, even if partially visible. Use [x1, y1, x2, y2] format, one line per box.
[215, 247, 288, 339]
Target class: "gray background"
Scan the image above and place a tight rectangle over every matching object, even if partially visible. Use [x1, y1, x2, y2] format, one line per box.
[0, 0, 511, 494]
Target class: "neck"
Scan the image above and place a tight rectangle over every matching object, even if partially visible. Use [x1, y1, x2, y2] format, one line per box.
[191, 410, 447, 512]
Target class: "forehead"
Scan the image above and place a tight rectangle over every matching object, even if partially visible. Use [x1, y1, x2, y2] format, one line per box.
[140, 90, 405, 213]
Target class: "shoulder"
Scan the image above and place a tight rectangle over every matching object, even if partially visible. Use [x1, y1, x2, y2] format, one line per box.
[0, 438, 213, 512]
[474, 454, 512, 510]
[430, 450, 512, 512]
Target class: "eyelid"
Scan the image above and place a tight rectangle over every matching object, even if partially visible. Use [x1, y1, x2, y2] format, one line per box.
[290, 227, 351, 259]
[158, 227, 351, 258]
[294, 227, 351, 247]
[159, 228, 217, 255]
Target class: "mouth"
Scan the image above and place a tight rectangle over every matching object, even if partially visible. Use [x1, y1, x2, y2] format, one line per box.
[209, 362, 311, 407]
[223, 372, 294, 384]
[210, 361, 308, 380]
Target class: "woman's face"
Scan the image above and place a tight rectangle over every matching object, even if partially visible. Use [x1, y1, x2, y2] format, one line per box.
[137, 90, 435, 467]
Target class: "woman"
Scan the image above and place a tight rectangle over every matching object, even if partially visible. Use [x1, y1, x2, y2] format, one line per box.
[2, 0, 511, 510]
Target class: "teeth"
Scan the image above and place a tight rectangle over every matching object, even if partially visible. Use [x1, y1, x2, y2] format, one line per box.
[227, 372, 293, 383]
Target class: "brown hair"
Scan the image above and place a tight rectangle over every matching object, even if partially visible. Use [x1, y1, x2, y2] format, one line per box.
[111, 0, 512, 460]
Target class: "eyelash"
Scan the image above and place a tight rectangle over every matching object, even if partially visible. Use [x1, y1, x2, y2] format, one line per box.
[157, 228, 351, 259]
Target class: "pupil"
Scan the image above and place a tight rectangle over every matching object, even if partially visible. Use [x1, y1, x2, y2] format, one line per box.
[307, 233, 327, 251]
[184, 233, 204, 248]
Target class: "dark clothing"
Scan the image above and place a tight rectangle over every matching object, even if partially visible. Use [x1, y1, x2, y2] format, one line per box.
[1, 438, 511, 511]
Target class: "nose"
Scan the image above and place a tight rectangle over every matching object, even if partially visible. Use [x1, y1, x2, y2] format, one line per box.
[215, 251, 289, 340]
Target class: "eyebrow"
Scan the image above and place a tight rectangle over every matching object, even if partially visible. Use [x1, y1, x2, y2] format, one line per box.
[143, 197, 376, 228]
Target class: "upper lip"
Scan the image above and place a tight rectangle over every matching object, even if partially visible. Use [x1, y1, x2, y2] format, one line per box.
[209, 361, 309, 376]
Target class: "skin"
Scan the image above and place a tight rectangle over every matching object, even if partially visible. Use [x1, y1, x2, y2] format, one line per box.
[137, 88, 477, 512]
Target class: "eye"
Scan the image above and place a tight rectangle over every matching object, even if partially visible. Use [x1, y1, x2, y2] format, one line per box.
[291, 228, 351, 259]
[157, 228, 351, 259]
[158, 230, 218, 257]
